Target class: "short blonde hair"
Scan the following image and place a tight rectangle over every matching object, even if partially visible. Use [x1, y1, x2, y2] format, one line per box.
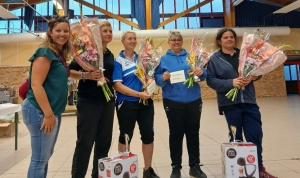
[121, 30, 136, 40]
[99, 20, 111, 29]
[168, 30, 183, 40]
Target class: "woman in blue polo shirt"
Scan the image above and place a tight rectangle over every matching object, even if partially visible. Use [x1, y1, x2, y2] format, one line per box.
[112, 31, 159, 178]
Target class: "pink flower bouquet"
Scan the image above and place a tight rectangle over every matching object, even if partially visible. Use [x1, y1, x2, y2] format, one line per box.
[226, 32, 290, 101]
[70, 17, 113, 102]
[134, 37, 163, 105]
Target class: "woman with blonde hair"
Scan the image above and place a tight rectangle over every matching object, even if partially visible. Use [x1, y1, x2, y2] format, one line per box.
[22, 16, 73, 178]
[69, 20, 115, 178]
[154, 31, 207, 178]
[113, 31, 160, 178]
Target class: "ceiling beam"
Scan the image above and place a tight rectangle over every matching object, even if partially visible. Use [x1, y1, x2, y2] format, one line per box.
[74, 0, 141, 29]
[145, 0, 152, 29]
[224, 0, 236, 27]
[157, 0, 212, 29]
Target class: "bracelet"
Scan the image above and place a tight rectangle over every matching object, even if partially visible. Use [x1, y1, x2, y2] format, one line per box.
[44, 113, 54, 118]
[81, 72, 85, 81]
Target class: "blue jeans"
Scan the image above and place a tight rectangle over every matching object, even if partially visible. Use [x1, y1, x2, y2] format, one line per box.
[22, 99, 61, 178]
[224, 105, 263, 169]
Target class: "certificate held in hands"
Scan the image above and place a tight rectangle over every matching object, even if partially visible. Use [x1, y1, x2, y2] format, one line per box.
[146, 81, 156, 95]
[170, 70, 186, 84]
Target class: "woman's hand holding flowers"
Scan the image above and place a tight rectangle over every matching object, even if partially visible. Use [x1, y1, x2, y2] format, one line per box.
[233, 77, 244, 89]
[138, 91, 152, 100]
[193, 67, 203, 77]
[86, 70, 103, 81]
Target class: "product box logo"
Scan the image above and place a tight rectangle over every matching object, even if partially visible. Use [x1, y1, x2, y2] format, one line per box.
[130, 163, 137, 173]
[226, 148, 237, 159]
[114, 163, 123, 176]
[246, 155, 256, 164]
[99, 162, 105, 171]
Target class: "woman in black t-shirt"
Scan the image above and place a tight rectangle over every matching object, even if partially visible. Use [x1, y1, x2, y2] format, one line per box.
[69, 20, 115, 178]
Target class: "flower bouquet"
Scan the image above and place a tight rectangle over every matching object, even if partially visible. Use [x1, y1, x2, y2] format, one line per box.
[70, 17, 114, 102]
[226, 32, 290, 101]
[134, 37, 163, 105]
[184, 35, 212, 88]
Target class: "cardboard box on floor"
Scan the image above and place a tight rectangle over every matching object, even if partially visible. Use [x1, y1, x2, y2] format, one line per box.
[221, 142, 259, 178]
[98, 152, 138, 178]
[0, 122, 15, 138]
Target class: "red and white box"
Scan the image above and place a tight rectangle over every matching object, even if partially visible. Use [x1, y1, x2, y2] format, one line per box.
[98, 152, 138, 178]
[221, 142, 259, 178]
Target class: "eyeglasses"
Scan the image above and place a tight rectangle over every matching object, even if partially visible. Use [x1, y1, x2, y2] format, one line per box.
[169, 38, 182, 42]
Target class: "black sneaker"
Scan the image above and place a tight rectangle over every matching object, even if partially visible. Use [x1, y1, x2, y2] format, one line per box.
[143, 167, 160, 178]
[189, 165, 207, 178]
[170, 166, 181, 178]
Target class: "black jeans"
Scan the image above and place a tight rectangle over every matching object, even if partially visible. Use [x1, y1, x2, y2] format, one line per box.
[163, 98, 203, 169]
[71, 98, 115, 178]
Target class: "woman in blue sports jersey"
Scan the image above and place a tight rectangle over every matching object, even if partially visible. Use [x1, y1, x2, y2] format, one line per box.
[154, 31, 207, 178]
[112, 31, 159, 178]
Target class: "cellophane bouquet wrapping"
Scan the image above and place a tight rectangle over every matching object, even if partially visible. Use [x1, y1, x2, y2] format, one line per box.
[184, 35, 213, 88]
[70, 17, 113, 102]
[226, 32, 289, 101]
[134, 37, 163, 105]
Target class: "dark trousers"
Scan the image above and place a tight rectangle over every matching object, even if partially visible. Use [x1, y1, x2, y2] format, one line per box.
[163, 98, 203, 168]
[224, 106, 263, 169]
[71, 98, 115, 178]
[116, 100, 154, 144]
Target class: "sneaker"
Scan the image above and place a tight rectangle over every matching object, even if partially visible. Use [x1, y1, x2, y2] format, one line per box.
[259, 167, 278, 178]
[189, 165, 207, 178]
[143, 167, 160, 178]
[170, 166, 181, 178]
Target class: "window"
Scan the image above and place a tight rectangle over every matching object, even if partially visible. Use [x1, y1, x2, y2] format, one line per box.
[176, 0, 185, 13]
[120, 0, 131, 14]
[120, 19, 132, 30]
[10, 9, 22, 17]
[200, 0, 211, 13]
[0, 20, 8, 34]
[176, 17, 187, 29]
[95, 0, 107, 15]
[189, 17, 200, 29]
[162, 0, 175, 13]
[164, 20, 175, 30]
[49, 2, 54, 16]
[70, 0, 81, 17]
[212, 0, 223, 12]
[9, 20, 22, 33]
[107, 0, 119, 15]
[82, 0, 95, 15]
[132, 18, 139, 30]
[284, 64, 299, 81]
[36, 2, 48, 16]
[284, 65, 291, 81]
